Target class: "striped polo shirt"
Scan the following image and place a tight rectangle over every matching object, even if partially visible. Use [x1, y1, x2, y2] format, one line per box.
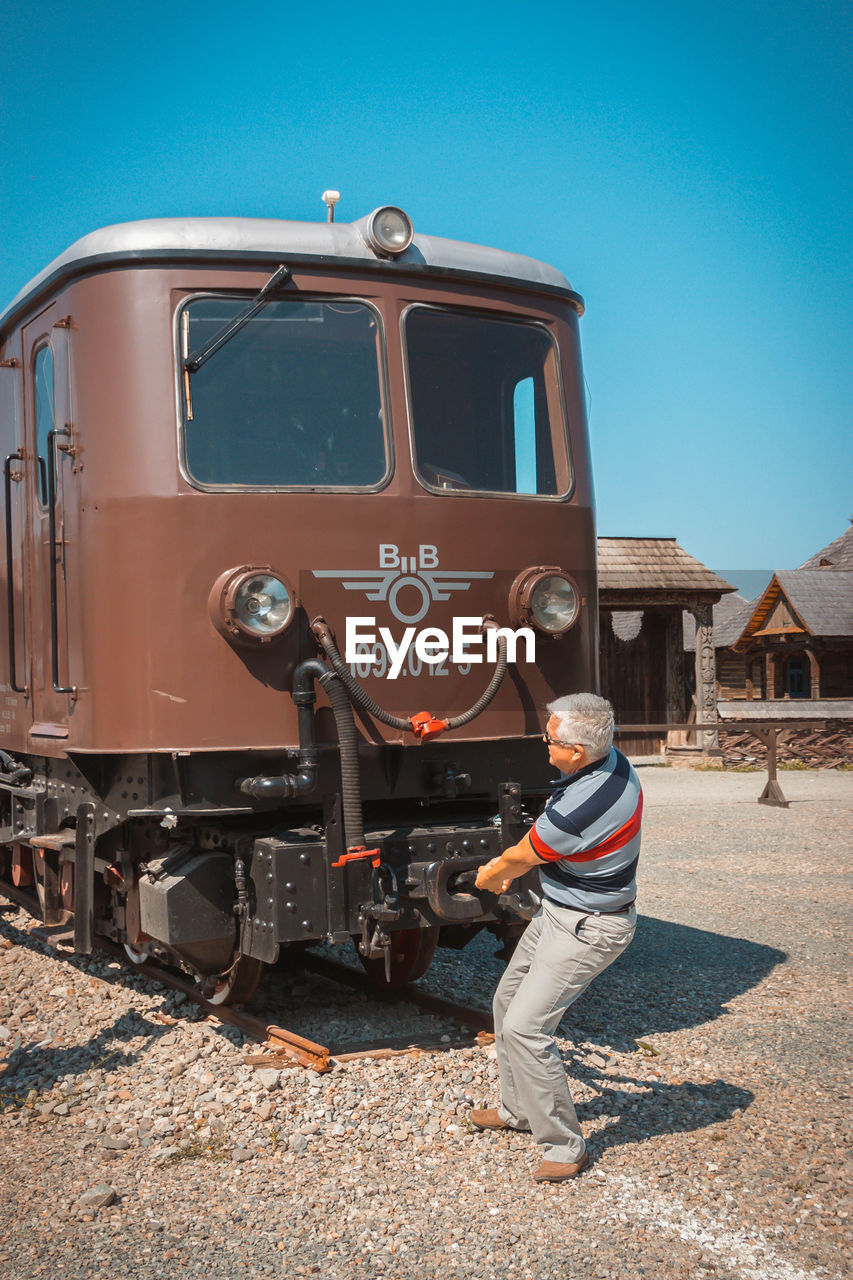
[530, 747, 642, 911]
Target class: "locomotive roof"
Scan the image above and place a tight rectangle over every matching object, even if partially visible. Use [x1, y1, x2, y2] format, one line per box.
[0, 216, 583, 334]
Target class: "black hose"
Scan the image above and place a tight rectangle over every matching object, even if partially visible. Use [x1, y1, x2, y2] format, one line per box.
[316, 667, 365, 849]
[237, 658, 364, 849]
[312, 619, 509, 734]
[313, 623, 410, 731]
[445, 636, 508, 729]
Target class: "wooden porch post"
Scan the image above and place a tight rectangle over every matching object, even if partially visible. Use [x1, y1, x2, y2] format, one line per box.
[691, 602, 719, 751]
[806, 649, 821, 699]
[765, 651, 776, 700]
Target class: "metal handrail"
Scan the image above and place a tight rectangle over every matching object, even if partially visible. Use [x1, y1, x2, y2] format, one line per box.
[4, 451, 27, 694]
[46, 427, 74, 694]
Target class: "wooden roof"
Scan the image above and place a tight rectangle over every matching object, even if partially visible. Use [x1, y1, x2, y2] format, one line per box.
[735, 571, 853, 648]
[598, 538, 735, 598]
[797, 519, 853, 570]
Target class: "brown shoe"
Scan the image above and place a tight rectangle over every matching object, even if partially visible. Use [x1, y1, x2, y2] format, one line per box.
[532, 1151, 590, 1182]
[469, 1108, 509, 1131]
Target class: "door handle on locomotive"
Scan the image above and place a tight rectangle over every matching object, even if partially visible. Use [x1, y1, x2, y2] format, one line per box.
[4, 451, 28, 695]
[46, 427, 75, 695]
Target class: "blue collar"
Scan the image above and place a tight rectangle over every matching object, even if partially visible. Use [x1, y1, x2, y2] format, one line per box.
[549, 747, 614, 793]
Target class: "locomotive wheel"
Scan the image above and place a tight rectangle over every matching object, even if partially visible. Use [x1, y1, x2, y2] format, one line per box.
[358, 926, 440, 990]
[10, 845, 34, 888]
[205, 954, 264, 1007]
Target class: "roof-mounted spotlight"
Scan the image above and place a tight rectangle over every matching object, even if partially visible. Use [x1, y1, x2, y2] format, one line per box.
[364, 206, 414, 256]
[322, 189, 341, 222]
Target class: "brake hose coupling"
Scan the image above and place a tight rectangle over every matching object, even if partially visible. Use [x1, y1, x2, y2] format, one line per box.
[409, 711, 448, 741]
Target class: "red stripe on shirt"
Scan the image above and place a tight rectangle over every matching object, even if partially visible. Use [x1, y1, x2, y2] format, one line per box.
[529, 824, 563, 862]
[563, 792, 644, 863]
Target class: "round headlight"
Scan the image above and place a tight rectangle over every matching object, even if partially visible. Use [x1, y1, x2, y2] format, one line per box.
[209, 567, 294, 645]
[365, 206, 414, 256]
[234, 574, 292, 634]
[509, 566, 580, 636]
[530, 575, 579, 633]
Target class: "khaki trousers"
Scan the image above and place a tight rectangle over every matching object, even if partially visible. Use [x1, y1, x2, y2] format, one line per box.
[494, 897, 636, 1163]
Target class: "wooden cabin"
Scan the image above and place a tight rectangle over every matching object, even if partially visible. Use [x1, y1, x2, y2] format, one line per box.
[733, 571, 853, 700]
[598, 538, 735, 756]
[685, 521, 853, 704]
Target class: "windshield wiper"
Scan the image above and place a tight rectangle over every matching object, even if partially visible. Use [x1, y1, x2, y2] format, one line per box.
[182, 262, 291, 421]
[183, 263, 292, 375]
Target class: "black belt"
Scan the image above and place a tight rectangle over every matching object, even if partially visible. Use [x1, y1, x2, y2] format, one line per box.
[547, 898, 635, 916]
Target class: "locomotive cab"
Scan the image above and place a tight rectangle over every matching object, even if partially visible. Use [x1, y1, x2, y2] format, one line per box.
[0, 201, 597, 1000]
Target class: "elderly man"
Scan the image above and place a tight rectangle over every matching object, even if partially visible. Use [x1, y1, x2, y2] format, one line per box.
[473, 692, 642, 1183]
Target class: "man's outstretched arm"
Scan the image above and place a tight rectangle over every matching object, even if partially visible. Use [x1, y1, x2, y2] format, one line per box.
[474, 831, 544, 893]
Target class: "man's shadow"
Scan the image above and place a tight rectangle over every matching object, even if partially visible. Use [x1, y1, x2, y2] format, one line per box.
[571, 914, 786, 1040]
[569, 1058, 753, 1155]
[550, 915, 784, 1150]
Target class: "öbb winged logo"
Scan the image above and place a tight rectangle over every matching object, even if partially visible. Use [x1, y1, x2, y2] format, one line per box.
[313, 544, 494, 625]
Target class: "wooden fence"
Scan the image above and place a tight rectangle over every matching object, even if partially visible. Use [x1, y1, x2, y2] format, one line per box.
[613, 720, 850, 807]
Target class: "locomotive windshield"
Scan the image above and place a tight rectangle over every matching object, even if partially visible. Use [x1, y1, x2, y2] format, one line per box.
[405, 307, 572, 497]
[180, 298, 387, 488]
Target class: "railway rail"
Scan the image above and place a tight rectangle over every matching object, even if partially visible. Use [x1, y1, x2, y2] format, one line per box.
[0, 881, 495, 1075]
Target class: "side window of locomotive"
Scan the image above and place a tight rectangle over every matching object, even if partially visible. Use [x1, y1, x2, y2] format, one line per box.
[512, 376, 538, 494]
[33, 344, 54, 507]
[405, 308, 572, 497]
[180, 298, 388, 489]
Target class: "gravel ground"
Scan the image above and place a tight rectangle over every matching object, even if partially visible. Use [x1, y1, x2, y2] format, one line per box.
[1, 766, 851, 1280]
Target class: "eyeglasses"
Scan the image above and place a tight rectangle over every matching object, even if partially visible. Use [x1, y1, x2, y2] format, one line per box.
[542, 732, 578, 749]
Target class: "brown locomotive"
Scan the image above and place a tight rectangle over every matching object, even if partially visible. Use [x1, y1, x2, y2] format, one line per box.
[0, 199, 596, 1002]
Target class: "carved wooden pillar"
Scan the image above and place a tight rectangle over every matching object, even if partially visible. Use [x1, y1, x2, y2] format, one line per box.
[691, 602, 719, 750]
[806, 649, 820, 699]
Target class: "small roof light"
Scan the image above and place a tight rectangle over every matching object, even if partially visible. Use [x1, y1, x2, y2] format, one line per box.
[365, 206, 414, 256]
[322, 189, 341, 222]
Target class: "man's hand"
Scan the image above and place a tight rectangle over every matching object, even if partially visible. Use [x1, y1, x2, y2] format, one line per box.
[475, 857, 514, 894]
[474, 832, 544, 895]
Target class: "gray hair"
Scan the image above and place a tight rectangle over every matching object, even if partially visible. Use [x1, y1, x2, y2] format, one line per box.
[546, 693, 615, 760]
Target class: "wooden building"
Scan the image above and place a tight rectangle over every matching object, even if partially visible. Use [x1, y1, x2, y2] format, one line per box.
[598, 538, 735, 755]
[685, 520, 853, 703]
[733, 571, 853, 699]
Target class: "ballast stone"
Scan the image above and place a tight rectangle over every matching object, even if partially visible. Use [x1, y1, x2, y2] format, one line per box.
[254, 1069, 282, 1090]
[102, 1134, 132, 1150]
[77, 1184, 116, 1210]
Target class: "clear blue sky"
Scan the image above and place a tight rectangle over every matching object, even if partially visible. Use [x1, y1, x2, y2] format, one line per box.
[2, 0, 850, 570]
